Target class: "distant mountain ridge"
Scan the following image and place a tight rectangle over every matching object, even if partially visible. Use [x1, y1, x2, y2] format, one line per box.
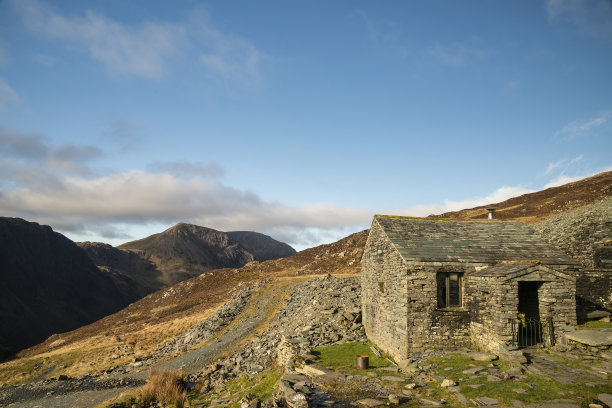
[0, 219, 296, 355]
[226, 231, 296, 261]
[117, 223, 296, 286]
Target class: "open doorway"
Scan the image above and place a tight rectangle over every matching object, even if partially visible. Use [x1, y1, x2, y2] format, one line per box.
[516, 281, 543, 347]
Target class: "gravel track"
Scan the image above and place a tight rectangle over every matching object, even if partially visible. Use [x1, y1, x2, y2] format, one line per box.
[2, 280, 300, 408]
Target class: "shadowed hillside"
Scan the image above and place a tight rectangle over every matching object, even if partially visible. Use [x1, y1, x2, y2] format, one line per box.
[77, 242, 165, 297]
[11, 229, 367, 381]
[0, 218, 134, 353]
[226, 231, 296, 261]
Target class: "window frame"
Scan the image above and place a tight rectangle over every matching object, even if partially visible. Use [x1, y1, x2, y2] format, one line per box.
[437, 272, 463, 308]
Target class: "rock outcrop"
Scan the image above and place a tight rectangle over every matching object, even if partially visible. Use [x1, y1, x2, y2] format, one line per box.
[533, 197, 612, 269]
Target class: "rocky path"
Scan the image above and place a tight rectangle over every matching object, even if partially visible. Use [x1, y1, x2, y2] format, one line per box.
[1, 279, 304, 408]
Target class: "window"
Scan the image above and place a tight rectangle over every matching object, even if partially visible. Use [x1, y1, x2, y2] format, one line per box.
[437, 272, 463, 308]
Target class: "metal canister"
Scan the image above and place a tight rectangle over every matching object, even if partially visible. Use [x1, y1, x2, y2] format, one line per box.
[356, 355, 369, 370]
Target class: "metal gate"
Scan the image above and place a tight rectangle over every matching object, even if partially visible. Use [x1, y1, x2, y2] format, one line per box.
[511, 317, 554, 348]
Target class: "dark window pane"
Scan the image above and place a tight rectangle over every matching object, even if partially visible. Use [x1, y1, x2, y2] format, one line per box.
[437, 273, 447, 308]
[448, 273, 461, 306]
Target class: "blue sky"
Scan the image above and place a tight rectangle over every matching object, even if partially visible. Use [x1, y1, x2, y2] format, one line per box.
[0, 0, 611, 249]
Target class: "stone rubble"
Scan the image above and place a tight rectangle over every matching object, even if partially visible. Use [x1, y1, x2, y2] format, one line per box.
[192, 275, 368, 407]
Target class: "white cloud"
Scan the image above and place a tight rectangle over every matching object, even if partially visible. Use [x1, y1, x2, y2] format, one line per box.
[569, 154, 584, 165]
[0, 169, 372, 248]
[0, 125, 102, 189]
[544, 154, 583, 175]
[352, 10, 402, 48]
[542, 165, 612, 189]
[0, 78, 19, 111]
[542, 175, 582, 189]
[545, 158, 565, 175]
[558, 110, 612, 141]
[13, 0, 180, 78]
[547, 0, 612, 40]
[197, 26, 268, 87]
[387, 185, 534, 217]
[1, 126, 369, 248]
[11, 0, 268, 85]
[148, 161, 225, 179]
[427, 41, 488, 66]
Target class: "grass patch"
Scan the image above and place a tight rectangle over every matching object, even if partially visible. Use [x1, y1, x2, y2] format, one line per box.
[426, 352, 611, 407]
[311, 342, 392, 373]
[189, 366, 283, 407]
[579, 321, 612, 329]
[429, 353, 489, 380]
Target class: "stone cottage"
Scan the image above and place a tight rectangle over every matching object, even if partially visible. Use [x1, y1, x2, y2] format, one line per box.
[361, 215, 580, 361]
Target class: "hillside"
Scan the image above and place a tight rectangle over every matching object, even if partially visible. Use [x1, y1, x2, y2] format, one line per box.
[0, 218, 134, 354]
[429, 170, 612, 223]
[533, 196, 612, 269]
[77, 242, 165, 298]
[118, 223, 296, 286]
[1, 173, 611, 406]
[3, 229, 366, 385]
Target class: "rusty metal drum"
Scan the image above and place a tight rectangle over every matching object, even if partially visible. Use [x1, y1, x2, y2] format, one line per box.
[356, 355, 369, 369]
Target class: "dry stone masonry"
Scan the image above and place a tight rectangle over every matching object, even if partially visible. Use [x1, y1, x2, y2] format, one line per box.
[534, 197, 612, 315]
[361, 216, 580, 361]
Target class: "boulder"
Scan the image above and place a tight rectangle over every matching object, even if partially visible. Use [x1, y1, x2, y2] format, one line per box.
[566, 330, 612, 347]
[598, 393, 612, 408]
[441, 378, 456, 387]
[469, 352, 498, 361]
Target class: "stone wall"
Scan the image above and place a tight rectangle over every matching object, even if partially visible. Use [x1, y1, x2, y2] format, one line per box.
[577, 269, 612, 318]
[467, 266, 577, 353]
[467, 275, 515, 354]
[405, 262, 471, 352]
[361, 220, 409, 361]
[362, 222, 473, 360]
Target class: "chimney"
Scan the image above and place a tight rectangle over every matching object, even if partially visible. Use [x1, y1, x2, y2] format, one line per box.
[487, 208, 496, 220]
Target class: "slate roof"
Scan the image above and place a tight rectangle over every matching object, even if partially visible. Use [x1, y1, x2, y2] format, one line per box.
[374, 216, 578, 265]
[470, 264, 535, 277]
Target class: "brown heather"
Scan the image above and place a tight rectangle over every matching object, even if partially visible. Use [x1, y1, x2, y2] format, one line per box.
[140, 369, 187, 408]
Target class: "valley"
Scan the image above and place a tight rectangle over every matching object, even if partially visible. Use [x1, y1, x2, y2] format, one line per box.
[0, 172, 610, 407]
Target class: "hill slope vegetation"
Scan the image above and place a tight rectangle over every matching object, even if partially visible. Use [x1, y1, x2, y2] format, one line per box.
[429, 170, 612, 223]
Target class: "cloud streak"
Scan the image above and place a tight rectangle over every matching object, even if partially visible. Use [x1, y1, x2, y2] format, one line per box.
[558, 109, 612, 141]
[0, 125, 102, 190]
[388, 185, 535, 217]
[427, 41, 489, 66]
[14, 0, 181, 78]
[10, 0, 268, 85]
[0, 78, 19, 111]
[0, 169, 372, 247]
[547, 0, 612, 40]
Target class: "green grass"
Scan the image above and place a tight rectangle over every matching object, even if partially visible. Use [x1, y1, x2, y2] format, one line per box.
[425, 352, 611, 407]
[311, 342, 392, 373]
[429, 353, 490, 380]
[189, 366, 283, 408]
[578, 321, 612, 329]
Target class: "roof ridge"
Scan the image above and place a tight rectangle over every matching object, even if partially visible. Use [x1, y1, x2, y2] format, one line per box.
[374, 214, 522, 223]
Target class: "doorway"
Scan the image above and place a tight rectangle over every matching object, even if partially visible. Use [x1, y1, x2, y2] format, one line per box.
[515, 281, 544, 347]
